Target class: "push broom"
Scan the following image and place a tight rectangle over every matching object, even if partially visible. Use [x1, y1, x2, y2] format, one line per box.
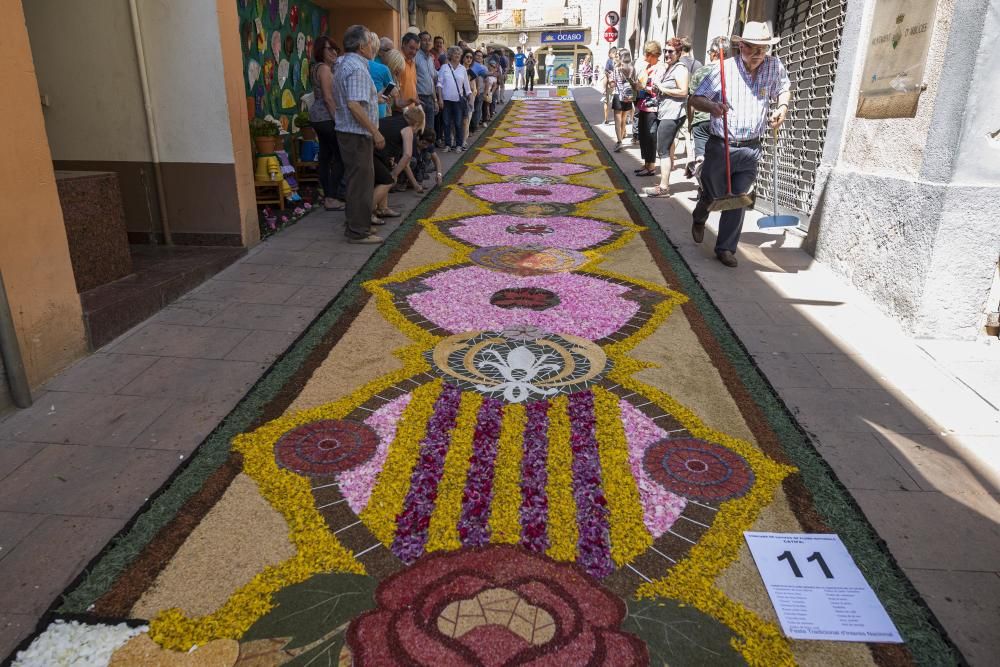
[707, 58, 755, 212]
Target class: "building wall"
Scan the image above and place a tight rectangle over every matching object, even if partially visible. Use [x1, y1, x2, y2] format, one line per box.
[809, 0, 1000, 338]
[218, 0, 261, 247]
[330, 7, 400, 49]
[1, 0, 88, 387]
[25, 0, 253, 245]
[423, 10, 458, 44]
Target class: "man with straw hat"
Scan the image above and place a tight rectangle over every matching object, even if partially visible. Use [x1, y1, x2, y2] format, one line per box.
[688, 21, 791, 267]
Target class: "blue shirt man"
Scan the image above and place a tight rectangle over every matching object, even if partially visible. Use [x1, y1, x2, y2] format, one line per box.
[514, 52, 525, 68]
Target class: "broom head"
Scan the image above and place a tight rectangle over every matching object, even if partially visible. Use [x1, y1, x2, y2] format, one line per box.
[707, 192, 755, 212]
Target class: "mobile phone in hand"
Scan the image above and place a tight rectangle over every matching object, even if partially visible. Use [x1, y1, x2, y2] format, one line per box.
[382, 82, 396, 96]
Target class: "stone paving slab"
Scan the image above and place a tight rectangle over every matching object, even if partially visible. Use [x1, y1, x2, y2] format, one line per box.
[572, 86, 1000, 663]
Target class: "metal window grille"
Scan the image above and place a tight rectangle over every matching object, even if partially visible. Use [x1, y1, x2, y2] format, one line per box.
[757, 0, 846, 219]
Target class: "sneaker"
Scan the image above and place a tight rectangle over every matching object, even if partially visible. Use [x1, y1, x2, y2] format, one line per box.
[613, 142, 623, 153]
[456, 146, 465, 153]
[347, 233, 384, 244]
[461, 142, 469, 149]
[442, 146, 452, 153]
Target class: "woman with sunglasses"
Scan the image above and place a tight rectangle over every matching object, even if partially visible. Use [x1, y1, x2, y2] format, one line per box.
[309, 36, 346, 211]
[460, 50, 479, 148]
[635, 41, 665, 178]
[642, 37, 689, 197]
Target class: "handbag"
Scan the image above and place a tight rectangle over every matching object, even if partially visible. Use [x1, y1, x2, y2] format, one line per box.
[448, 64, 469, 106]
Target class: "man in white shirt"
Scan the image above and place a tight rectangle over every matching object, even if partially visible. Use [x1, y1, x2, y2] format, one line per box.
[437, 46, 473, 152]
[545, 48, 556, 84]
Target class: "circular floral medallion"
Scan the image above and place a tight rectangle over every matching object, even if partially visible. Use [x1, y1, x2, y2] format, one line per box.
[506, 222, 554, 235]
[489, 287, 560, 310]
[274, 419, 378, 476]
[506, 134, 579, 145]
[347, 546, 647, 666]
[429, 331, 608, 403]
[510, 175, 559, 186]
[643, 438, 754, 502]
[468, 245, 588, 276]
[492, 202, 575, 217]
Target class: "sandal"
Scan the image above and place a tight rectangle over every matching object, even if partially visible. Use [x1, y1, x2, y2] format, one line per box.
[324, 201, 346, 211]
[634, 168, 656, 177]
[642, 185, 671, 198]
[375, 208, 401, 218]
[370, 215, 386, 226]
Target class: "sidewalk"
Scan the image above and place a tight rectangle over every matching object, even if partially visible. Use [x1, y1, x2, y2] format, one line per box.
[572, 86, 1000, 664]
[0, 122, 485, 658]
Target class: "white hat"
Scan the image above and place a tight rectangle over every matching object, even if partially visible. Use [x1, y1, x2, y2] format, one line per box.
[734, 21, 780, 46]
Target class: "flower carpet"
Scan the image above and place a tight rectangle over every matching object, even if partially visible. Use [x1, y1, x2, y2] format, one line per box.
[11, 99, 957, 666]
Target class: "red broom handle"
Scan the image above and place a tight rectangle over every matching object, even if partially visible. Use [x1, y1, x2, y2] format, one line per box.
[719, 59, 734, 195]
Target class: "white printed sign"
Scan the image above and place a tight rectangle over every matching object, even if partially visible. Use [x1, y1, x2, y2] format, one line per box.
[744, 532, 903, 643]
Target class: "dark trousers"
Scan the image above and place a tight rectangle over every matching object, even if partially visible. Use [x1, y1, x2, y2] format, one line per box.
[312, 120, 344, 200]
[443, 100, 465, 148]
[418, 94, 436, 134]
[692, 121, 711, 159]
[637, 111, 658, 164]
[336, 131, 374, 239]
[526, 68, 535, 91]
[693, 136, 761, 254]
[471, 93, 483, 128]
[434, 107, 444, 143]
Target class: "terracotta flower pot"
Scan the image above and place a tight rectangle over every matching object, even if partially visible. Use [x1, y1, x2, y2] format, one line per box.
[300, 126, 317, 141]
[254, 136, 277, 154]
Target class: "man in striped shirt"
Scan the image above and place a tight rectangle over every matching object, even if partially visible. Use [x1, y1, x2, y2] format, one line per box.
[689, 21, 791, 267]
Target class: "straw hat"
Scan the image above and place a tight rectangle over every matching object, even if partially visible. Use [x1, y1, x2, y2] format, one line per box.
[734, 21, 780, 45]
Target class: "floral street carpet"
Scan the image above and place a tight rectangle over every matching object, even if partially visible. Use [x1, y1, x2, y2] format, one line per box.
[12, 100, 957, 666]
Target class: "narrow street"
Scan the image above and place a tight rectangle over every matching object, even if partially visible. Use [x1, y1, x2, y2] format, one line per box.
[1, 88, 996, 665]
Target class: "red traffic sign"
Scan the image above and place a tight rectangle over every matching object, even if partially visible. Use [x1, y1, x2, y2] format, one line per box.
[603, 26, 619, 43]
[605, 11, 620, 27]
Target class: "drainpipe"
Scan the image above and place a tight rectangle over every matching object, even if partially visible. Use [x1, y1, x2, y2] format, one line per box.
[0, 271, 32, 408]
[128, 0, 172, 245]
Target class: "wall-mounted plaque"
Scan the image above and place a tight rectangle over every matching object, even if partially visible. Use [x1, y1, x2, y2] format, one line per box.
[857, 0, 938, 119]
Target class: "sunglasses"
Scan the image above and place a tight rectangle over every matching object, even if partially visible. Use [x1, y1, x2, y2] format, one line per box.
[664, 49, 676, 54]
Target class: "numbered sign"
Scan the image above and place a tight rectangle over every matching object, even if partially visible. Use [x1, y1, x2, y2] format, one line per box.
[744, 532, 902, 643]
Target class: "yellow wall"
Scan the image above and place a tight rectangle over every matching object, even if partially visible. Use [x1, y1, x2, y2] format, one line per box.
[330, 7, 400, 49]
[1, 0, 87, 385]
[422, 10, 457, 45]
[217, 0, 260, 246]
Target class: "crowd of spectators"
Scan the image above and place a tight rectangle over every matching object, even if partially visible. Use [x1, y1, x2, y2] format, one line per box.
[308, 25, 513, 244]
[599, 36, 716, 198]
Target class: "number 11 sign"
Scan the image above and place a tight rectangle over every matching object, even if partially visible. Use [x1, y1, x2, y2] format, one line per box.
[744, 532, 903, 643]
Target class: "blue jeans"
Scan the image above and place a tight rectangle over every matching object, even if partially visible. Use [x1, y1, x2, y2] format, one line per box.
[443, 100, 465, 148]
[546, 66, 554, 84]
[693, 136, 761, 254]
[471, 94, 483, 128]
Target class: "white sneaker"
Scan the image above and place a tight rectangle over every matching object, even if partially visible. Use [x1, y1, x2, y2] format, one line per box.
[456, 146, 465, 153]
[442, 146, 452, 153]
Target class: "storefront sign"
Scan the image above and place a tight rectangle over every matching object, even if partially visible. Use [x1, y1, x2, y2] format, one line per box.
[541, 31, 585, 44]
[603, 26, 618, 43]
[857, 0, 938, 118]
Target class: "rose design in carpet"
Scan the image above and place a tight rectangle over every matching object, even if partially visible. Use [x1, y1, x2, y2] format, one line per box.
[348, 547, 647, 666]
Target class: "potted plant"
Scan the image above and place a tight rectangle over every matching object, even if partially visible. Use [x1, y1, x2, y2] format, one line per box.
[250, 117, 280, 153]
[294, 111, 316, 140]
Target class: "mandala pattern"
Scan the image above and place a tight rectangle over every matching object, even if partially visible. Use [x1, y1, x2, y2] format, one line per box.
[490, 202, 576, 217]
[643, 438, 755, 502]
[469, 183, 603, 205]
[428, 331, 608, 402]
[505, 134, 579, 145]
[274, 419, 378, 476]
[489, 287, 560, 310]
[468, 245, 588, 276]
[482, 162, 591, 177]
